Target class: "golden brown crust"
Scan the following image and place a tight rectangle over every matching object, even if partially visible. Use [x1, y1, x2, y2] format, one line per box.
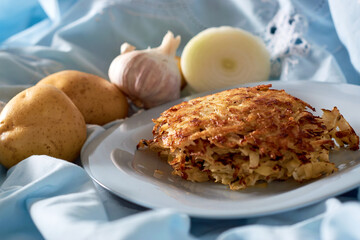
[138, 84, 359, 190]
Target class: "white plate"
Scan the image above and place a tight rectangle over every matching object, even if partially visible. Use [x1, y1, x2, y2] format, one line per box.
[81, 81, 360, 219]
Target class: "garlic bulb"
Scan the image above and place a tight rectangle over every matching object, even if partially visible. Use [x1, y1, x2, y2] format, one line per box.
[108, 31, 181, 109]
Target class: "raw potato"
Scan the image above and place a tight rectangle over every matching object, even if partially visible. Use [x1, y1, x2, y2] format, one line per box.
[37, 70, 128, 125]
[0, 85, 87, 168]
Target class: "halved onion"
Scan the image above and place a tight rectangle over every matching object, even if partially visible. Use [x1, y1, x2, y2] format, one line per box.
[181, 26, 270, 92]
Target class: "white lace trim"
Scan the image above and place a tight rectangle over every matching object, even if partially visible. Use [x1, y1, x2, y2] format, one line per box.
[265, 0, 310, 78]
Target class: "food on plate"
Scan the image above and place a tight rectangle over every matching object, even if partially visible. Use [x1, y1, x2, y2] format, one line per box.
[37, 70, 128, 125]
[181, 26, 271, 92]
[0, 85, 87, 168]
[138, 84, 359, 190]
[108, 31, 182, 109]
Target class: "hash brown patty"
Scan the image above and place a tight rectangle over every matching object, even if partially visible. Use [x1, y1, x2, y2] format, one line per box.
[138, 84, 359, 190]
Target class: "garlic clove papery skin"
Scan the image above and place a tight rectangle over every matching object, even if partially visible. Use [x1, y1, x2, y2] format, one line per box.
[109, 50, 181, 109]
[109, 31, 181, 109]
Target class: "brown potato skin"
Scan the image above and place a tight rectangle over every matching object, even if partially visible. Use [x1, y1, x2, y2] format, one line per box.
[0, 85, 87, 168]
[37, 70, 128, 125]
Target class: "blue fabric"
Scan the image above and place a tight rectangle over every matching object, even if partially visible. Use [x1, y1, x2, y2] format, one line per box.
[0, 155, 193, 240]
[0, 0, 360, 239]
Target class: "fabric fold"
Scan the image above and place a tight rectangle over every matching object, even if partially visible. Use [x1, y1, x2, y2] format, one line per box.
[218, 199, 360, 240]
[0, 155, 194, 240]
